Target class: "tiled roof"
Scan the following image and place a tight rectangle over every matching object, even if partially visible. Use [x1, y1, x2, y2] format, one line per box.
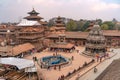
[28, 8, 39, 14]
[47, 30, 120, 39]
[24, 16, 43, 19]
[38, 21, 47, 25]
[11, 43, 35, 56]
[47, 32, 88, 39]
[103, 30, 120, 36]
[51, 43, 74, 49]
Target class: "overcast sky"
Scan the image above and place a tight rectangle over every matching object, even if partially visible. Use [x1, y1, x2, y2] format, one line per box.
[0, 0, 120, 22]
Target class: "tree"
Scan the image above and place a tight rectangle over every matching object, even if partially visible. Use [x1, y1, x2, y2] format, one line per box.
[48, 19, 55, 27]
[103, 21, 115, 30]
[101, 24, 109, 30]
[96, 19, 102, 26]
[76, 21, 85, 31]
[66, 20, 77, 31]
[81, 21, 90, 31]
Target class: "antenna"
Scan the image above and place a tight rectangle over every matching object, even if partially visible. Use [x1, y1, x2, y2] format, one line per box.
[32, 6, 34, 10]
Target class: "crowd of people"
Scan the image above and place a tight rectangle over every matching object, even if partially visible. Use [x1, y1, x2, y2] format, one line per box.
[95, 53, 109, 62]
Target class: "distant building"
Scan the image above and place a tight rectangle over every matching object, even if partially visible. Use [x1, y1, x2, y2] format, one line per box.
[115, 22, 120, 30]
[50, 16, 66, 34]
[0, 24, 16, 45]
[0, 9, 120, 54]
[47, 27, 120, 48]
[112, 18, 117, 24]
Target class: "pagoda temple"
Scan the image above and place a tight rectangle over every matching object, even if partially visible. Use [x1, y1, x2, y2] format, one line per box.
[24, 8, 47, 26]
[16, 8, 48, 51]
[50, 16, 66, 33]
[24, 8, 43, 21]
[83, 24, 107, 56]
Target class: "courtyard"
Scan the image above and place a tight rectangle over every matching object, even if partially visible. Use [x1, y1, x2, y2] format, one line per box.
[24, 46, 92, 80]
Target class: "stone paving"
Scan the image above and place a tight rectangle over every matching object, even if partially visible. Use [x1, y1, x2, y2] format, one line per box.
[24, 46, 92, 80]
[24, 47, 119, 80]
[77, 48, 119, 80]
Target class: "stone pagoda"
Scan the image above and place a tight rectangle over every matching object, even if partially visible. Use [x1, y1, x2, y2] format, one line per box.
[83, 24, 106, 56]
[50, 16, 66, 33]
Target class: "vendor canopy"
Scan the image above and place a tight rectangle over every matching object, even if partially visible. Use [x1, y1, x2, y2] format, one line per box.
[0, 57, 34, 70]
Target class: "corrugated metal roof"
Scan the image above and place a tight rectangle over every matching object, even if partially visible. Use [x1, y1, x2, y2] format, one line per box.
[0, 57, 34, 69]
[17, 19, 41, 26]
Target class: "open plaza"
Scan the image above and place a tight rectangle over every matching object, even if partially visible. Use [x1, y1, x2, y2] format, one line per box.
[0, 8, 120, 80]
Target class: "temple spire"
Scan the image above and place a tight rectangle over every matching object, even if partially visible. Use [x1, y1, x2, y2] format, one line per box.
[24, 8, 43, 21]
[55, 16, 65, 27]
[33, 7, 34, 10]
[83, 24, 106, 56]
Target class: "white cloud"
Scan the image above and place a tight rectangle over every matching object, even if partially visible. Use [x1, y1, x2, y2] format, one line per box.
[0, 0, 120, 22]
[92, 2, 120, 11]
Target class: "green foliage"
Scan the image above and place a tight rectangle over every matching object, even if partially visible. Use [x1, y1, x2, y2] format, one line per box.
[48, 20, 54, 27]
[81, 21, 90, 31]
[96, 19, 102, 26]
[76, 21, 85, 31]
[103, 21, 115, 30]
[48, 17, 116, 31]
[66, 20, 77, 31]
[66, 20, 90, 31]
[101, 24, 109, 30]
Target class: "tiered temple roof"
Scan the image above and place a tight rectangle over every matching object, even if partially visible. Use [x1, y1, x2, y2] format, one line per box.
[24, 8, 43, 21]
[24, 8, 47, 25]
[83, 24, 106, 56]
[55, 16, 65, 27]
[50, 16, 66, 33]
[15, 8, 48, 50]
[87, 25, 105, 41]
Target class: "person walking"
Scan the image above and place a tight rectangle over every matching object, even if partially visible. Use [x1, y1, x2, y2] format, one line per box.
[100, 56, 102, 62]
[96, 54, 99, 62]
[59, 65, 61, 71]
[94, 66, 97, 73]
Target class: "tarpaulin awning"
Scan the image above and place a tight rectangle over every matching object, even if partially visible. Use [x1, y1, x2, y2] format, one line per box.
[0, 57, 34, 70]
